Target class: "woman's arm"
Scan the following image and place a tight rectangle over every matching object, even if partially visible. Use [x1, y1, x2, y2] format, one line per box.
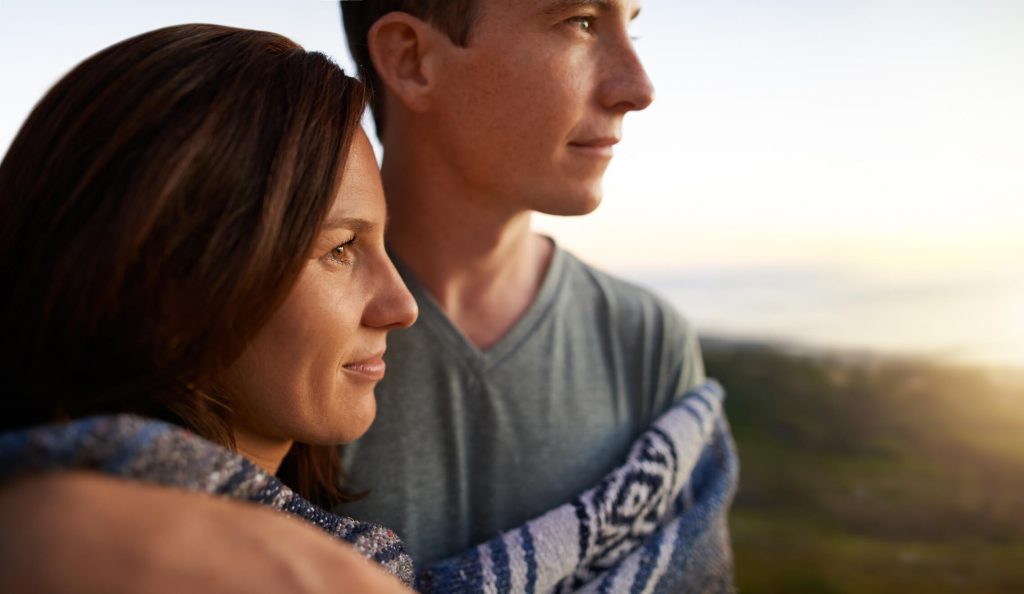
[0, 472, 410, 593]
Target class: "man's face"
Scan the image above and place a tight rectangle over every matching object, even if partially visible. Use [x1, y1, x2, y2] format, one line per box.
[430, 0, 653, 216]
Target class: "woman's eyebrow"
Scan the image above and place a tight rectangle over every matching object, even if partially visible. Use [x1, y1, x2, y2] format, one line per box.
[321, 216, 375, 232]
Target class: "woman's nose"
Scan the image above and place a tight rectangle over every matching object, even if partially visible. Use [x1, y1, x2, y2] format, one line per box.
[364, 261, 418, 330]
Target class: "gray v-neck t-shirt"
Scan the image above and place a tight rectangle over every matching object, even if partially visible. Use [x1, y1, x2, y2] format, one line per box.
[337, 244, 705, 565]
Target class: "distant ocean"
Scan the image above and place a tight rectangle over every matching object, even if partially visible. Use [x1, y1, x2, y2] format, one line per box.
[623, 266, 1024, 368]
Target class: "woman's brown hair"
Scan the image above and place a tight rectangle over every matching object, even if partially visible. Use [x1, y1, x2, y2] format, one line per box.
[0, 24, 367, 506]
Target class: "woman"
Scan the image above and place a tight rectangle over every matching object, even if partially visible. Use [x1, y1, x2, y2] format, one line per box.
[0, 23, 417, 589]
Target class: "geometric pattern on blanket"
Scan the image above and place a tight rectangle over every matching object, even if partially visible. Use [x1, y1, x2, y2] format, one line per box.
[0, 414, 416, 587]
[416, 380, 738, 594]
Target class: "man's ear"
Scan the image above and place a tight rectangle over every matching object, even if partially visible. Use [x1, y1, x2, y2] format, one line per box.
[367, 12, 442, 113]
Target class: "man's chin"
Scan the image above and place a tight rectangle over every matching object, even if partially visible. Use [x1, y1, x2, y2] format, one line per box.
[534, 188, 604, 217]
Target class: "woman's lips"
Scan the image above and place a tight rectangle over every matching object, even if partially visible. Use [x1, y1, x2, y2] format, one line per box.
[342, 356, 386, 381]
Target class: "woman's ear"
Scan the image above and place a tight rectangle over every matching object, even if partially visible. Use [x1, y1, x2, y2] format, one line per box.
[367, 12, 441, 113]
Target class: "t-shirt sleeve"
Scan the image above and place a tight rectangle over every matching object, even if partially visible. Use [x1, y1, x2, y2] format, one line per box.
[608, 274, 707, 422]
[564, 253, 708, 428]
[651, 293, 706, 413]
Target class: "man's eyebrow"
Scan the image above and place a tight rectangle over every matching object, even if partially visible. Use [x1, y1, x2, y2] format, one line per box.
[542, 0, 612, 17]
[541, 0, 642, 21]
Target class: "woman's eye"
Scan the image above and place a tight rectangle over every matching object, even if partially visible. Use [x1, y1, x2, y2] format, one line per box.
[327, 237, 357, 265]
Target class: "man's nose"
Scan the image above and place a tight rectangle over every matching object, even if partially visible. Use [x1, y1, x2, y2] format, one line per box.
[597, 36, 655, 113]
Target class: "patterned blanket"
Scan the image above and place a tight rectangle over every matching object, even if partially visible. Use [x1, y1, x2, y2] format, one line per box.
[416, 380, 738, 594]
[0, 380, 737, 593]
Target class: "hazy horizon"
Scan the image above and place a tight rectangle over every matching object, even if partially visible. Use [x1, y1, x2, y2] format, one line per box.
[622, 263, 1024, 368]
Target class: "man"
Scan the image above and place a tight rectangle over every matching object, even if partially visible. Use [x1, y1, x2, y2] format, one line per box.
[335, 0, 735, 575]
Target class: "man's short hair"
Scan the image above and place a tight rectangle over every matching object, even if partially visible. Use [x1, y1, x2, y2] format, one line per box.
[340, 0, 479, 137]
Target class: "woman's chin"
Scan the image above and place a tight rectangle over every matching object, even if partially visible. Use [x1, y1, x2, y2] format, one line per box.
[321, 393, 377, 445]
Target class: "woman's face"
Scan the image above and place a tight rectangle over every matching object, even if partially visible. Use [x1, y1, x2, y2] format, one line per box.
[220, 130, 417, 469]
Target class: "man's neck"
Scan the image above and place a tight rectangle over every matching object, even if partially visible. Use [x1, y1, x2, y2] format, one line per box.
[382, 152, 554, 351]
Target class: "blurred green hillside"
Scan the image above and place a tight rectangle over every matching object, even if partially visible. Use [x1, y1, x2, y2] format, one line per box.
[702, 339, 1024, 594]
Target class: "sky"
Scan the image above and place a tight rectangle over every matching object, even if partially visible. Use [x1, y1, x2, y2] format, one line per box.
[2, 0, 1022, 365]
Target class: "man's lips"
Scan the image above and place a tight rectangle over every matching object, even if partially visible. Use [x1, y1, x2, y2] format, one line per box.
[568, 137, 620, 158]
[342, 353, 386, 380]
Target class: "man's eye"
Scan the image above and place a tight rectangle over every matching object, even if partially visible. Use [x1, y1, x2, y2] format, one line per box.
[567, 16, 595, 33]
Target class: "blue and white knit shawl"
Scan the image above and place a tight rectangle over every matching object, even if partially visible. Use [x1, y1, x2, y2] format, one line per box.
[0, 380, 736, 593]
[0, 414, 416, 586]
[417, 380, 738, 594]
